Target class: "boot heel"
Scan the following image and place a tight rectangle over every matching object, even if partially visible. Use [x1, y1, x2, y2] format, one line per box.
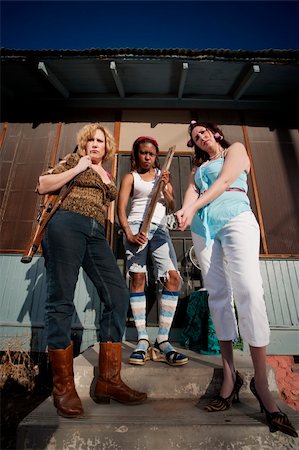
[94, 342, 147, 405]
[269, 424, 278, 433]
[48, 343, 84, 418]
[234, 391, 240, 403]
[93, 395, 111, 404]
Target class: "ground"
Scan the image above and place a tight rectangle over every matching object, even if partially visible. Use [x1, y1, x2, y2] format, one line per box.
[0, 355, 52, 450]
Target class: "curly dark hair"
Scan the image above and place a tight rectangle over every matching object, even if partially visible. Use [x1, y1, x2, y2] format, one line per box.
[130, 136, 160, 171]
[187, 120, 231, 166]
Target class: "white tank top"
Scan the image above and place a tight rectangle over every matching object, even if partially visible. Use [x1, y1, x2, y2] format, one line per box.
[127, 169, 166, 225]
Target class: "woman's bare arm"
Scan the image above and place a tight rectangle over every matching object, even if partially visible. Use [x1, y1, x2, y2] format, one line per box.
[37, 155, 92, 194]
[117, 173, 148, 245]
[178, 143, 250, 230]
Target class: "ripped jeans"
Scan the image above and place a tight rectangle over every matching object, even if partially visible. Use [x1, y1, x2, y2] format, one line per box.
[123, 221, 178, 280]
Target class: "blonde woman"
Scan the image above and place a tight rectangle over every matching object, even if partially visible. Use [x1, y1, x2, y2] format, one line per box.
[38, 123, 146, 419]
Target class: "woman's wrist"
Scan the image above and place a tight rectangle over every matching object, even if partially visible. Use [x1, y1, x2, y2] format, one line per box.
[123, 226, 132, 238]
[72, 165, 83, 176]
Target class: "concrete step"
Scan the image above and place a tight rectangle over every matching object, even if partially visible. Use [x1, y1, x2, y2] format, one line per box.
[16, 343, 299, 449]
[73, 342, 278, 398]
[17, 397, 299, 449]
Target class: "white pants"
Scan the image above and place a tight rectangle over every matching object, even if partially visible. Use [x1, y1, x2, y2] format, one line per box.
[192, 211, 270, 347]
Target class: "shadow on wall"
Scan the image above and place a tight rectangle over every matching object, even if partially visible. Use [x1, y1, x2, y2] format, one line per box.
[16, 258, 48, 352]
[0, 255, 101, 355]
[82, 270, 103, 344]
[16, 257, 85, 355]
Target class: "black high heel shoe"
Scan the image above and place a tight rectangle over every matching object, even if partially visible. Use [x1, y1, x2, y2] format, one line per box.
[250, 378, 298, 437]
[205, 371, 243, 412]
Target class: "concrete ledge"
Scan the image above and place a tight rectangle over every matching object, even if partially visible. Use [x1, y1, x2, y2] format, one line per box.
[16, 344, 298, 450]
[17, 398, 299, 450]
[74, 342, 278, 399]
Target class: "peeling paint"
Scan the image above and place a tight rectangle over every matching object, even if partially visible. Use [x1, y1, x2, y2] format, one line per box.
[115, 425, 128, 433]
[174, 382, 201, 396]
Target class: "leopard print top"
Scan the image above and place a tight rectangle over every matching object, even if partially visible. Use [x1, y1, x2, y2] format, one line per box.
[43, 153, 117, 226]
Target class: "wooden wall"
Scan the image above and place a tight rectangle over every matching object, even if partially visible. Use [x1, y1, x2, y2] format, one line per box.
[1, 254, 298, 355]
[1, 113, 298, 355]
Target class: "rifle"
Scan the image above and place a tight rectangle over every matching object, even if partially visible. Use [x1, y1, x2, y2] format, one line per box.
[139, 145, 176, 236]
[21, 181, 76, 264]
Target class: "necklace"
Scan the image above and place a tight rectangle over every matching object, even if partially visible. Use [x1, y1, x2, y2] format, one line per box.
[209, 150, 222, 160]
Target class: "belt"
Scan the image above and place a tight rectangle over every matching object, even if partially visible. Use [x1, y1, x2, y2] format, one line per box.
[226, 187, 245, 192]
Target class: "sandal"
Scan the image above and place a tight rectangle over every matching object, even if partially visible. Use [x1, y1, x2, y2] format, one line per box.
[128, 339, 151, 366]
[151, 340, 189, 366]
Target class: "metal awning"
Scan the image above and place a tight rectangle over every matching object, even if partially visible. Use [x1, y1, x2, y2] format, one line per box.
[1, 48, 298, 120]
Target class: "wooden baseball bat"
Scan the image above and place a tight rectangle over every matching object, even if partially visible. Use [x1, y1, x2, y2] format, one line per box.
[139, 145, 176, 236]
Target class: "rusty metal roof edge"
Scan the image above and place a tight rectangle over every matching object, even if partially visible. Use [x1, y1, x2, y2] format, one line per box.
[1, 47, 299, 63]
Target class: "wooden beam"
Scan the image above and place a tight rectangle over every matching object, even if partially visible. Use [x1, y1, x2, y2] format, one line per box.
[232, 64, 260, 100]
[110, 61, 125, 98]
[0, 122, 8, 148]
[178, 62, 188, 98]
[50, 122, 63, 168]
[242, 125, 269, 254]
[7, 96, 288, 114]
[106, 119, 121, 247]
[38, 62, 69, 98]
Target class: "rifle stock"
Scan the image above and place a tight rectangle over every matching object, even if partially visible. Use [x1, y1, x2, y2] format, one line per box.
[21, 194, 59, 263]
[21, 182, 75, 264]
[139, 145, 176, 236]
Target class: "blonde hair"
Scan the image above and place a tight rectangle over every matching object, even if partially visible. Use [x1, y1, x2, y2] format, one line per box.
[76, 123, 115, 162]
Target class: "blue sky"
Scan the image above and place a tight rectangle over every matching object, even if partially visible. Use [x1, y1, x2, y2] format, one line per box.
[1, 1, 298, 51]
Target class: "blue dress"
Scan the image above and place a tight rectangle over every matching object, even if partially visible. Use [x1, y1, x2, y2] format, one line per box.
[191, 158, 251, 246]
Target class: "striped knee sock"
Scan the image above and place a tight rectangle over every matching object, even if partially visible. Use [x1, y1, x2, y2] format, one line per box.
[130, 292, 149, 351]
[156, 290, 179, 354]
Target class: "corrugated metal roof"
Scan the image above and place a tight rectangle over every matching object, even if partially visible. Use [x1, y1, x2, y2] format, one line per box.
[2, 47, 299, 62]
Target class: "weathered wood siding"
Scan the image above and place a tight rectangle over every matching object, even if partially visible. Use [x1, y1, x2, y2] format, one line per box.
[259, 258, 299, 355]
[1, 119, 298, 355]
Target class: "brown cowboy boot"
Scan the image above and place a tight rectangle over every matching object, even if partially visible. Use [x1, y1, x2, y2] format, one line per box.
[48, 342, 84, 418]
[93, 342, 147, 405]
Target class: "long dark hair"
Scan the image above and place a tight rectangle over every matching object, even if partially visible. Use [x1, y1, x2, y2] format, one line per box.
[187, 121, 231, 166]
[131, 136, 160, 171]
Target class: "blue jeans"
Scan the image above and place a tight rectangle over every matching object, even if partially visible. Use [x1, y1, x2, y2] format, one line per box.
[42, 209, 129, 349]
[123, 221, 178, 279]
